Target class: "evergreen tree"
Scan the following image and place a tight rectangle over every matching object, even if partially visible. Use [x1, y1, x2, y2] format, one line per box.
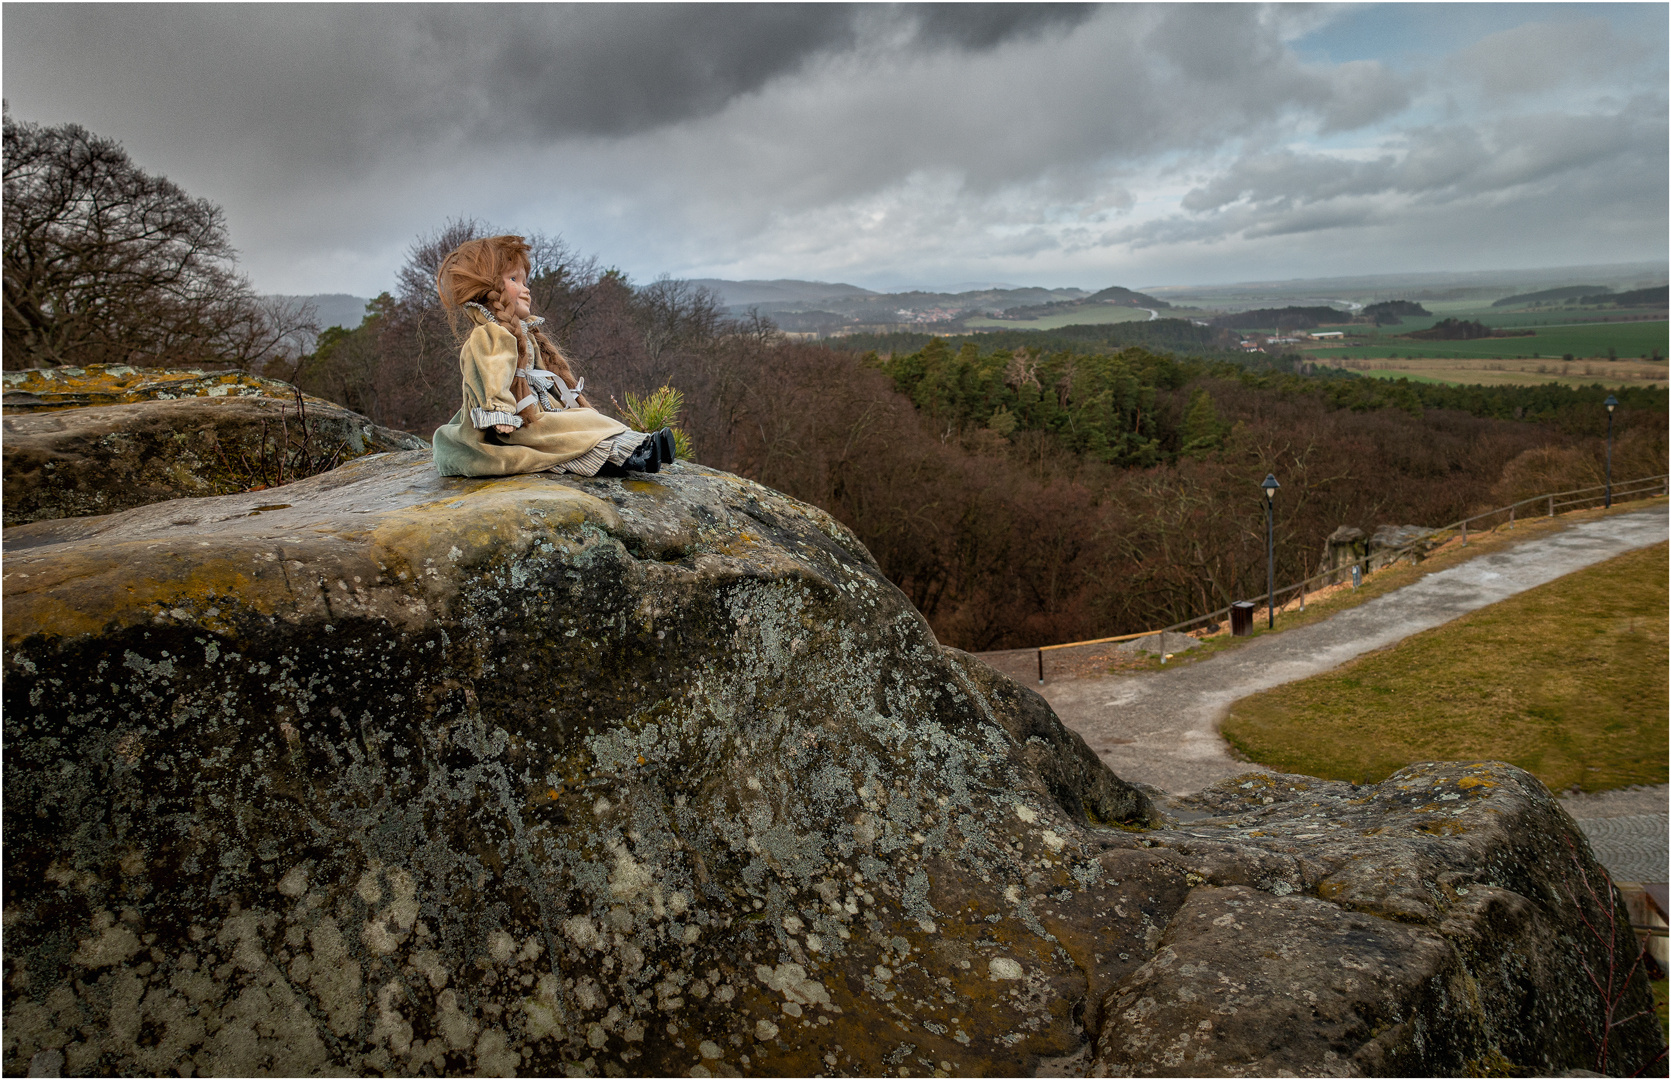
[1180, 387, 1223, 457]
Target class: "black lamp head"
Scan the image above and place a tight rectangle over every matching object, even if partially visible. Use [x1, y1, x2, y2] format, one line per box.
[1604, 394, 1618, 413]
[1261, 473, 1280, 500]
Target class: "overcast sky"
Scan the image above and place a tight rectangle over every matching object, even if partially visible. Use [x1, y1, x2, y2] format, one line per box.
[5, 3, 1666, 296]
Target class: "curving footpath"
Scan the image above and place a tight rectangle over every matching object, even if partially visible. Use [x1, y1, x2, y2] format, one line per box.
[1036, 505, 1669, 881]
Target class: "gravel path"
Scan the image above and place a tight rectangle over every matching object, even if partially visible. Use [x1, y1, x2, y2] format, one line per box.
[1023, 504, 1668, 883]
[1561, 786, 1670, 885]
[1033, 504, 1668, 797]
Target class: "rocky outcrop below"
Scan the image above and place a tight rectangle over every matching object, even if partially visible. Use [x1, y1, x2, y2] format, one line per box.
[3, 452, 1661, 1077]
[1320, 524, 1440, 585]
[3, 366, 426, 525]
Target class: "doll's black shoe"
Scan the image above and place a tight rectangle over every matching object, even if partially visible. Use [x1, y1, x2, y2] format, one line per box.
[622, 436, 659, 473]
[653, 427, 676, 465]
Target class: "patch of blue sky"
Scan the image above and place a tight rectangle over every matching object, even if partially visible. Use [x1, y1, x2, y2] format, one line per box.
[1290, 3, 1664, 68]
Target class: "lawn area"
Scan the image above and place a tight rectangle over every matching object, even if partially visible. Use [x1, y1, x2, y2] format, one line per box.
[1221, 541, 1669, 793]
[964, 305, 1154, 330]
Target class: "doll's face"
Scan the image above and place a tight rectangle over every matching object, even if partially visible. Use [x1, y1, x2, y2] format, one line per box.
[499, 267, 532, 321]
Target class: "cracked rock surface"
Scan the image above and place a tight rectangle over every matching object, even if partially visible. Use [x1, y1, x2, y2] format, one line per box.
[2, 452, 1660, 1076]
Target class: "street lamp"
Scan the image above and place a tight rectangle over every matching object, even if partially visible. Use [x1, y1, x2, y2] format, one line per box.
[1261, 473, 1280, 629]
[1604, 395, 1618, 508]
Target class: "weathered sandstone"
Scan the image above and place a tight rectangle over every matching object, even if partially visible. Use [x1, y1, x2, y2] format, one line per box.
[2, 366, 426, 525]
[3, 451, 1660, 1077]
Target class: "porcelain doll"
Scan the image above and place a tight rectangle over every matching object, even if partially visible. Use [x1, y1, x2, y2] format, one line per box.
[430, 235, 673, 477]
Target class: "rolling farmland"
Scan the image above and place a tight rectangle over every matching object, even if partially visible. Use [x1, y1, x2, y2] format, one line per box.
[963, 304, 1156, 330]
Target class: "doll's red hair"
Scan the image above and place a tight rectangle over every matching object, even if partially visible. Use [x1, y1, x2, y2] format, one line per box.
[435, 235, 586, 403]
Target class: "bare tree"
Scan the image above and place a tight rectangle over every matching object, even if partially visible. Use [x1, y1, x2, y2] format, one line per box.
[1, 110, 313, 370]
[635, 276, 724, 363]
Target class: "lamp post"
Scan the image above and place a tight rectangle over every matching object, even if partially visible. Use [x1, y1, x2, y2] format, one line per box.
[1604, 395, 1618, 509]
[1261, 473, 1280, 629]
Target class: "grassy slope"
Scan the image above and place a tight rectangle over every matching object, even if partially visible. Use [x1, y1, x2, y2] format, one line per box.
[1221, 541, 1669, 793]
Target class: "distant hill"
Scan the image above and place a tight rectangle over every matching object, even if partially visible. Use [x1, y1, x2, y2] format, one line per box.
[687, 279, 876, 308]
[1491, 285, 1608, 308]
[260, 293, 373, 354]
[827, 317, 1233, 358]
[1583, 285, 1669, 307]
[1085, 285, 1170, 309]
[1147, 262, 1667, 307]
[1362, 300, 1430, 326]
[265, 293, 373, 333]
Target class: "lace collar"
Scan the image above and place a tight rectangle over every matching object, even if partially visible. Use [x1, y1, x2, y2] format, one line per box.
[461, 301, 544, 331]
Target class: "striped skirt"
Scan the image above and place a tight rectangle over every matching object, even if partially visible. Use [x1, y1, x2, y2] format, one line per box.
[550, 428, 651, 476]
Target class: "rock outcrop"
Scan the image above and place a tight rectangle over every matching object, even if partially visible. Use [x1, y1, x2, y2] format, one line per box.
[1368, 524, 1439, 571]
[3, 452, 1661, 1077]
[1320, 524, 1442, 585]
[2, 364, 326, 413]
[2, 365, 427, 525]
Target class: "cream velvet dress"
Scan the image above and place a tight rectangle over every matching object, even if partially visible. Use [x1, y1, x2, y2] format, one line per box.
[432, 305, 642, 477]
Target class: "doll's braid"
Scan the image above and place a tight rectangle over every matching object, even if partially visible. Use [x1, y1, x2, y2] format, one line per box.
[476, 288, 533, 367]
[532, 329, 590, 409]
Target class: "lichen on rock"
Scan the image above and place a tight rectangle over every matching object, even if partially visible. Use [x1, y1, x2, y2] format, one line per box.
[2, 451, 1661, 1077]
[2, 365, 426, 525]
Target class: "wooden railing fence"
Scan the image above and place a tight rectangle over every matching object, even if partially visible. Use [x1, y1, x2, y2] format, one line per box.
[1032, 473, 1669, 684]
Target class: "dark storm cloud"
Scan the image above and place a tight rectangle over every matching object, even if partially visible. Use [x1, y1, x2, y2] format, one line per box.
[3, 4, 1094, 161]
[907, 4, 1095, 50]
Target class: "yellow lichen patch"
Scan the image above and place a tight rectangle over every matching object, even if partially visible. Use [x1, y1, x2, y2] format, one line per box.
[622, 478, 673, 499]
[1456, 777, 1495, 790]
[3, 543, 287, 644]
[369, 479, 619, 598]
[0, 366, 332, 412]
[1, 365, 327, 412]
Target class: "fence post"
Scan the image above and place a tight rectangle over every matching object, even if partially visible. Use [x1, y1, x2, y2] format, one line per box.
[1549, 496, 1555, 517]
[1461, 520, 1467, 547]
[1037, 648, 1044, 686]
[1509, 504, 1515, 529]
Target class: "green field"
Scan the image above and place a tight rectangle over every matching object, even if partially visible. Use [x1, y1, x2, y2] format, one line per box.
[1222, 543, 1669, 793]
[1309, 318, 1667, 361]
[964, 305, 1155, 330]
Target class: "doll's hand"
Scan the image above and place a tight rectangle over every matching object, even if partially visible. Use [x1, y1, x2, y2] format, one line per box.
[493, 423, 516, 435]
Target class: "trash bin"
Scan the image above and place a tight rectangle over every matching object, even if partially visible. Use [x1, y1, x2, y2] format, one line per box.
[1230, 600, 1256, 637]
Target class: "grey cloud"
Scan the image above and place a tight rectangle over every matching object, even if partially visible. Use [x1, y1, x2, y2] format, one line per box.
[1457, 18, 1650, 100]
[4, 4, 1658, 295]
[616, 4, 1416, 223]
[904, 4, 1096, 51]
[1318, 60, 1412, 132]
[1121, 102, 1665, 251]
